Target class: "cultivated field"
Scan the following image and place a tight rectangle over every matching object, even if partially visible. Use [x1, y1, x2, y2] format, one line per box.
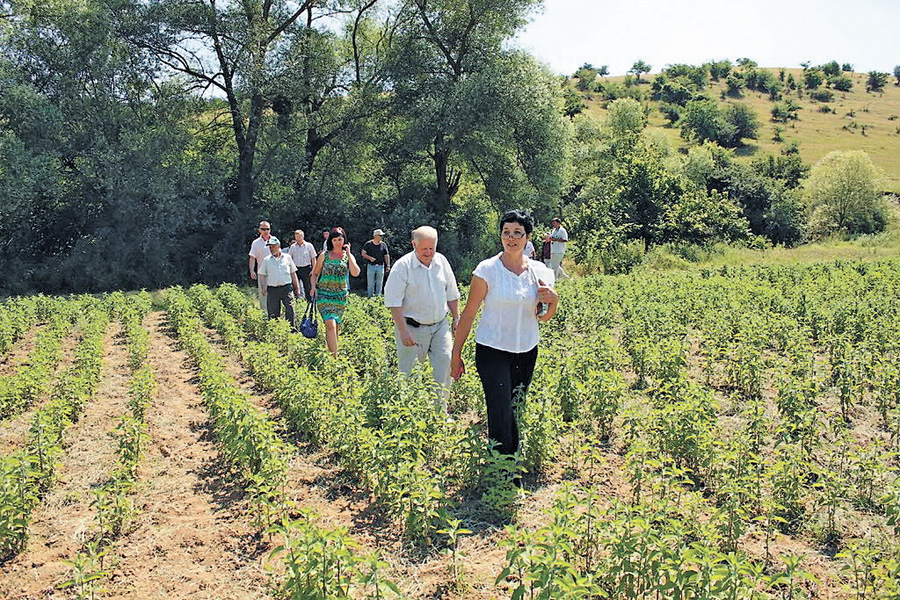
[2, 257, 900, 598]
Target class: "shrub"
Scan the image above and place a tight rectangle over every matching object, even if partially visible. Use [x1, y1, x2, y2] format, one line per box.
[805, 150, 888, 236]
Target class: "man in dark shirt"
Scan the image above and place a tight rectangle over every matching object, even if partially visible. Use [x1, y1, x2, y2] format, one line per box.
[362, 228, 391, 297]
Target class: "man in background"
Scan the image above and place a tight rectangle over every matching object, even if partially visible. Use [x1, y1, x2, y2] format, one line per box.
[248, 220, 272, 310]
[288, 229, 316, 302]
[362, 228, 391, 297]
[545, 217, 569, 280]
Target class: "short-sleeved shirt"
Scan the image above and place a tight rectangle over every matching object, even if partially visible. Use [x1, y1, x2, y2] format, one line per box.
[550, 226, 568, 255]
[363, 240, 389, 266]
[288, 241, 316, 268]
[523, 241, 536, 259]
[384, 251, 460, 325]
[473, 254, 555, 354]
[249, 236, 270, 268]
[258, 253, 297, 287]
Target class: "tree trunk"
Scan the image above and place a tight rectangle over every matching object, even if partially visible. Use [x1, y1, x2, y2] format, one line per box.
[432, 132, 459, 216]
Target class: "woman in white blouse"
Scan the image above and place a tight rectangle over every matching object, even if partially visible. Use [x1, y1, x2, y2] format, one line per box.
[450, 210, 559, 463]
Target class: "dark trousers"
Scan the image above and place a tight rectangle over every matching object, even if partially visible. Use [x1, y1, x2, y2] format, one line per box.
[296, 265, 312, 302]
[475, 343, 538, 456]
[266, 285, 296, 329]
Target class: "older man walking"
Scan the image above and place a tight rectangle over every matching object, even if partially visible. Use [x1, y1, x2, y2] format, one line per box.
[258, 237, 303, 330]
[288, 229, 317, 302]
[248, 220, 273, 310]
[384, 226, 460, 406]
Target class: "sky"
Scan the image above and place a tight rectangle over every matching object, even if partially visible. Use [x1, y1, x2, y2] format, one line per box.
[513, 0, 899, 77]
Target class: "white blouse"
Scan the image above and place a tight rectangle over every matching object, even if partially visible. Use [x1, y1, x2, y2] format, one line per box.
[473, 254, 555, 353]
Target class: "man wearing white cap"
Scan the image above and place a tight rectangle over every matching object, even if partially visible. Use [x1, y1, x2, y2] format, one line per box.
[362, 228, 391, 297]
[258, 237, 303, 330]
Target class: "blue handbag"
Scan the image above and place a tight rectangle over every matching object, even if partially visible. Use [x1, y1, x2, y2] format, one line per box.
[299, 296, 318, 339]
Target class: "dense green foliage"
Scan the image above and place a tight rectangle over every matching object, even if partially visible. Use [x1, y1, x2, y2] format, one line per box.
[1, 0, 896, 292]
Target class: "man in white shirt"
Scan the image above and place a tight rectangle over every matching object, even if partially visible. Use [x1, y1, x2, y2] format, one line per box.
[248, 221, 272, 310]
[545, 217, 570, 280]
[287, 229, 316, 302]
[384, 226, 461, 406]
[258, 237, 303, 330]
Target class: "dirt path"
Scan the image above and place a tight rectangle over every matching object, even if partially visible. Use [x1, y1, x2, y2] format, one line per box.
[100, 311, 270, 599]
[0, 322, 127, 599]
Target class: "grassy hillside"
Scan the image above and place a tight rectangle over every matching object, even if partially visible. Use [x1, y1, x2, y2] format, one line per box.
[577, 68, 900, 193]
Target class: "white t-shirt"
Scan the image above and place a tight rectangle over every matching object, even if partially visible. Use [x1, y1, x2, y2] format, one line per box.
[473, 254, 555, 354]
[550, 226, 568, 255]
[248, 236, 270, 266]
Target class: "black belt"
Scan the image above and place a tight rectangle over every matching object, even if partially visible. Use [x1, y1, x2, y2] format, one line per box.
[405, 316, 442, 328]
[268, 284, 289, 288]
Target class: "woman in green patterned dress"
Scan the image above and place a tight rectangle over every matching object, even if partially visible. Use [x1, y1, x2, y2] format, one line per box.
[311, 227, 360, 358]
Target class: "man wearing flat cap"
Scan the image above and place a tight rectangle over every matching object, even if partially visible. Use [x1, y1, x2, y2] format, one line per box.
[362, 228, 391, 297]
[258, 237, 303, 330]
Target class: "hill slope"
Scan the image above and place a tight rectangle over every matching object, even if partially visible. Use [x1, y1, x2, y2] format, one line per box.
[577, 68, 900, 193]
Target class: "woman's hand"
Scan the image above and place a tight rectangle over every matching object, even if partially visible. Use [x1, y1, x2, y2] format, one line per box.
[537, 280, 557, 305]
[450, 352, 465, 381]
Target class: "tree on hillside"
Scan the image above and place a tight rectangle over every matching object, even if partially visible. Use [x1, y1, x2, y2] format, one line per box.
[680, 100, 758, 148]
[842, 63, 854, 72]
[574, 65, 598, 91]
[803, 69, 823, 90]
[821, 60, 841, 77]
[894, 65, 900, 85]
[706, 59, 732, 81]
[629, 60, 651, 82]
[805, 150, 887, 236]
[605, 98, 646, 140]
[866, 71, 888, 93]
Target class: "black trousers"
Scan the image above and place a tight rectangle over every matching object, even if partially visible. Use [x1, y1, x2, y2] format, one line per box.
[475, 343, 538, 456]
[296, 265, 313, 302]
[266, 285, 296, 329]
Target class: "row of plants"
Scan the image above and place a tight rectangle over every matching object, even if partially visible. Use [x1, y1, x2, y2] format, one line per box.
[0, 296, 41, 358]
[186, 283, 504, 542]
[164, 258, 900, 597]
[59, 291, 156, 598]
[0, 298, 81, 420]
[0, 297, 110, 559]
[165, 286, 406, 597]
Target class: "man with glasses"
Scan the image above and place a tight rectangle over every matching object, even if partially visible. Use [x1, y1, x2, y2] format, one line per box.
[249, 221, 273, 310]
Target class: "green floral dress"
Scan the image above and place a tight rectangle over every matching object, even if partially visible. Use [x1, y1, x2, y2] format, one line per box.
[316, 253, 348, 323]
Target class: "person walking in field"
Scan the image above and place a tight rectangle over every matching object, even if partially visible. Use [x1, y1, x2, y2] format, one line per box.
[362, 228, 391, 297]
[258, 237, 303, 330]
[384, 226, 461, 407]
[288, 229, 317, 302]
[310, 227, 360, 358]
[544, 217, 569, 280]
[451, 210, 558, 476]
[248, 220, 273, 311]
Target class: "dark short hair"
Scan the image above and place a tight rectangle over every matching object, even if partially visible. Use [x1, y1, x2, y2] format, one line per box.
[499, 209, 534, 235]
[326, 227, 346, 251]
